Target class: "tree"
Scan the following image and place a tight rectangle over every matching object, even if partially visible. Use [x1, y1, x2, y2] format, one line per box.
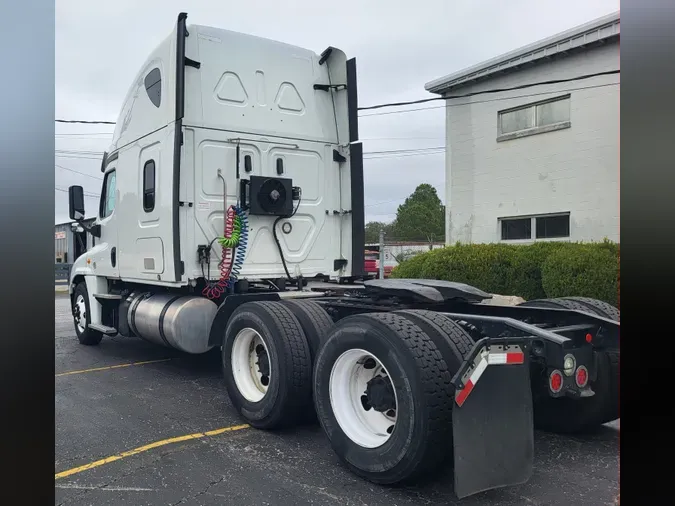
[391, 184, 445, 244]
[364, 221, 392, 244]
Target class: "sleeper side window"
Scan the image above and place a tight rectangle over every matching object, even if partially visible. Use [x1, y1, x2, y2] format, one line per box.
[144, 68, 162, 108]
[143, 160, 156, 212]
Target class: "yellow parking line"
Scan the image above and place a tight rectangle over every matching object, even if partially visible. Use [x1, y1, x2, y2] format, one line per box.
[55, 424, 250, 480]
[55, 358, 172, 377]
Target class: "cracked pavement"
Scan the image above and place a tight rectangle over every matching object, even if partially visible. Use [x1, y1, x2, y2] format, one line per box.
[55, 295, 620, 505]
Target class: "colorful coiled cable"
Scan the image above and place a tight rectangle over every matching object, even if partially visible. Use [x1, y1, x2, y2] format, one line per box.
[203, 205, 249, 299]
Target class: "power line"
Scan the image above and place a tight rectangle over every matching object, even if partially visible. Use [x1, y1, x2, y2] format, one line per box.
[359, 81, 619, 118]
[51, 145, 447, 164]
[55, 187, 100, 199]
[56, 119, 116, 125]
[364, 146, 445, 156]
[56, 149, 105, 155]
[361, 136, 445, 141]
[357, 69, 619, 111]
[365, 149, 445, 160]
[55, 148, 105, 161]
[52, 146, 444, 158]
[56, 163, 103, 180]
[51, 80, 618, 163]
[51, 147, 446, 162]
[55, 186, 99, 196]
[55, 154, 104, 161]
[53, 70, 620, 126]
[359, 104, 446, 118]
[365, 197, 407, 208]
[55, 132, 113, 137]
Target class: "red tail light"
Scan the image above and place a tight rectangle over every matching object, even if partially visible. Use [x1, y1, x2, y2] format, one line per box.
[575, 365, 589, 388]
[549, 370, 563, 393]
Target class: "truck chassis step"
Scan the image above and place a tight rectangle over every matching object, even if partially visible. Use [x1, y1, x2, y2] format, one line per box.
[93, 293, 123, 300]
[88, 323, 118, 335]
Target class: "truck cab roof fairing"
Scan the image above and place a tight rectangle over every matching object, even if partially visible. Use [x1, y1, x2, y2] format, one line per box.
[109, 32, 176, 153]
[180, 24, 349, 145]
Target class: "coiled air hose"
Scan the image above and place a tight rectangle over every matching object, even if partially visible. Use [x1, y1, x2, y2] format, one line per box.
[203, 205, 249, 300]
[230, 206, 248, 284]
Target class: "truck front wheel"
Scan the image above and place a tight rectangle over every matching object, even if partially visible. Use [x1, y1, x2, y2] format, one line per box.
[72, 282, 103, 346]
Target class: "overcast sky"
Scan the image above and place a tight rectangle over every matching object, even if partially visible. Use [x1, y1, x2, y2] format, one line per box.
[55, 0, 618, 224]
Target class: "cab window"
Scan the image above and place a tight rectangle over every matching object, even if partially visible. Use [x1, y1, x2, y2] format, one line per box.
[100, 170, 117, 218]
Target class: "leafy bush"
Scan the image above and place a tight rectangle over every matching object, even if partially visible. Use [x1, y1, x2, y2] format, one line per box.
[393, 243, 519, 295]
[391, 240, 619, 305]
[541, 245, 619, 307]
[507, 241, 575, 300]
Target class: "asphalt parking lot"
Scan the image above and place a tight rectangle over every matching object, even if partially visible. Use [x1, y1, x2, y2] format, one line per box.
[55, 294, 619, 506]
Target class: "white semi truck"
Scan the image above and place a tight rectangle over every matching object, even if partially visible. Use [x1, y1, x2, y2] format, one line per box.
[67, 13, 620, 499]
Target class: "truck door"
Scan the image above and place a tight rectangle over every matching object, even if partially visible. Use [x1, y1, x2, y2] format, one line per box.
[93, 166, 120, 278]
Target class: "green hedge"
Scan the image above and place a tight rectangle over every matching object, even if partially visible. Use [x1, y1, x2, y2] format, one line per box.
[391, 240, 619, 305]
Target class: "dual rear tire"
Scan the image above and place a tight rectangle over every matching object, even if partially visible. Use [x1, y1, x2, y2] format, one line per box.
[313, 310, 474, 484]
[222, 301, 316, 429]
[222, 300, 475, 484]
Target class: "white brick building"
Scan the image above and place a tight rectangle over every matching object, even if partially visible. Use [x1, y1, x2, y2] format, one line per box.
[425, 12, 620, 245]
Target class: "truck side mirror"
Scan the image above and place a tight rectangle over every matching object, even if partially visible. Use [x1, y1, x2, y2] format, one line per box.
[69, 185, 85, 221]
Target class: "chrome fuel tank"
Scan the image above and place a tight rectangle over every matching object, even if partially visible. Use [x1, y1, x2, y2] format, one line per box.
[127, 293, 217, 354]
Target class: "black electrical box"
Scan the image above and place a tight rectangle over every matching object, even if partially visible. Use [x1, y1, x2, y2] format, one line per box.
[246, 175, 294, 217]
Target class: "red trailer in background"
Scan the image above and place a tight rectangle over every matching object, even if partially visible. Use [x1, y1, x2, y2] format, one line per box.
[364, 250, 393, 279]
[364, 250, 379, 278]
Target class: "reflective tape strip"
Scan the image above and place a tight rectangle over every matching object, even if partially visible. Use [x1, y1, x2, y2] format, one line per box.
[456, 356, 488, 407]
[454, 379, 474, 408]
[455, 346, 525, 407]
[488, 351, 525, 365]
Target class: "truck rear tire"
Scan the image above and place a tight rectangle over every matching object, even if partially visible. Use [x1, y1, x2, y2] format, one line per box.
[313, 312, 454, 485]
[394, 310, 474, 373]
[519, 297, 619, 432]
[558, 296, 620, 322]
[72, 282, 104, 346]
[222, 301, 313, 429]
[280, 300, 334, 361]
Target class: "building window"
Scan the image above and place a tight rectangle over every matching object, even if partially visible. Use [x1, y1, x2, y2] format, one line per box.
[500, 213, 570, 241]
[100, 170, 117, 219]
[498, 95, 570, 140]
[501, 217, 532, 241]
[536, 214, 570, 239]
[143, 160, 156, 212]
[144, 68, 162, 108]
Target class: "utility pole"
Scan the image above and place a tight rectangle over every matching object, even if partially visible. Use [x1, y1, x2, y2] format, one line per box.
[378, 229, 385, 280]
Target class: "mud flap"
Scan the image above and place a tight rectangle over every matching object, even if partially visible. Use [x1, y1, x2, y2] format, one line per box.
[451, 341, 534, 499]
